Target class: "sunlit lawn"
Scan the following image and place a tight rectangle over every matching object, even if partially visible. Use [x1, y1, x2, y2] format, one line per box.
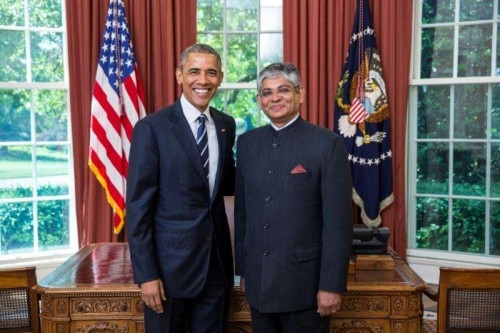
[0, 160, 68, 180]
[0, 146, 68, 180]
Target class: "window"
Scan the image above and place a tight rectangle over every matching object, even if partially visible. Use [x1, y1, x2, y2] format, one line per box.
[408, 0, 500, 261]
[196, 0, 283, 132]
[0, 0, 76, 258]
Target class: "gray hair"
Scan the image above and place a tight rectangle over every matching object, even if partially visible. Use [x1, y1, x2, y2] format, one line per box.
[257, 63, 302, 91]
[178, 43, 222, 71]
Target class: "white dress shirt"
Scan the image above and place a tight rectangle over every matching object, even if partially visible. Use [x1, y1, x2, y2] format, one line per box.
[181, 95, 219, 196]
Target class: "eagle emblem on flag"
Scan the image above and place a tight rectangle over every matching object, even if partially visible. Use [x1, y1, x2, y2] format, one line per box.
[336, 48, 390, 148]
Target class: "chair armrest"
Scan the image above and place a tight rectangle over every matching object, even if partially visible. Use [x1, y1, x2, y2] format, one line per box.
[422, 285, 438, 302]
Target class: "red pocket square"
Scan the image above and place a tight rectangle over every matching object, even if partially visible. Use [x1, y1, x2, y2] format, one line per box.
[291, 164, 307, 174]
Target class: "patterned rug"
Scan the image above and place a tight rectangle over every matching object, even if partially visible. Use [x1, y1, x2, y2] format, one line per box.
[422, 311, 437, 333]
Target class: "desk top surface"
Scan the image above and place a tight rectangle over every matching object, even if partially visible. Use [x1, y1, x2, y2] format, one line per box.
[36, 242, 425, 293]
[37, 242, 137, 292]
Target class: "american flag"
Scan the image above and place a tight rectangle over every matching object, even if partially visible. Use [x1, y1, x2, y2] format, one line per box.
[349, 97, 369, 123]
[89, 0, 146, 234]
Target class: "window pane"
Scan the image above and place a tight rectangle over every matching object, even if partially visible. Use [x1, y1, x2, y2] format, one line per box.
[0, 0, 75, 260]
[493, 84, 500, 138]
[0, 30, 27, 82]
[35, 145, 69, 196]
[227, 33, 257, 83]
[34, 90, 68, 141]
[31, 31, 64, 82]
[491, 201, 500, 255]
[0, 89, 31, 141]
[417, 142, 449, 194]
[417, 85, 450, 139]
[411, 0, 500, 260]
[197, 34, 223, 57]
[452, 142, 486, 196]
[454, 84, 487, 139]
[29, 0, 62, 28]
[452, 199, 485, 253]
[459, 0, 494, 22]
[491, 143, 500, 197]
[422, 0, 455, 24]
[38, 199, 69, 251]
[211, 89, 265, 133]
[260, 33, 283, 68]
[0, 145, 34, 197]
[420, 27, 454, 78]
[0, 184, 33, 200]
[261, 2, 282, 31]
[0, 0, 25, 26]
[416, 197, 448, 250]
[227, 0, 257, 31]
[0, 202, 33, 255]
[197, 34, 225, 74]
[197, 0, 223, 31]
[458, 24, 492, 77]
[497, 25, 500, 76]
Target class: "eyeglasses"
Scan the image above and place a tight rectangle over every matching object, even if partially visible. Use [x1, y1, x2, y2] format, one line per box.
[259, 87, 298, 99]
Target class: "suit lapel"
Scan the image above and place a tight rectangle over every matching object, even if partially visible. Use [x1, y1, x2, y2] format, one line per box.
[169, 102, 209, 190]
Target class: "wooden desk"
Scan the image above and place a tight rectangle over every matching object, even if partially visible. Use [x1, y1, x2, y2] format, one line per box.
[35, 243, 426, 333]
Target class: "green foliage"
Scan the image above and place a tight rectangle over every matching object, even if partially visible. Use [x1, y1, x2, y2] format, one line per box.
[422, 0, 455, 24]
[31, 31, 64, 82]
[0, 30, 27, 81]
[0, 185, 69, 254]
[197, 0, 223, 32]
[416, 197, 448, 250]
[0, 201, 33, 254]
[416, 186, 499, 256]
[38, 197, 69, 249]
[491, 202, 500, 255]
[417, 85, 450, 139]
[29, 0, 62, 28]
[34, 90, 68, 141]
[197, 1, 272, 131]
[416, 222, 448, 250]
[0, 0, 25, 26]
[0, 90, 31, 141]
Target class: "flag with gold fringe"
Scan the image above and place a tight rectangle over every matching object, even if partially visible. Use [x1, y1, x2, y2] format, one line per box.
[89, 0, 146, 234]
[333, 0, 393, 227]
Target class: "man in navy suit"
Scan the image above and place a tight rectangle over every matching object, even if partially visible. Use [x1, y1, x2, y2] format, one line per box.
[126, 44, 236, 333]
[234, 63, 353, 333]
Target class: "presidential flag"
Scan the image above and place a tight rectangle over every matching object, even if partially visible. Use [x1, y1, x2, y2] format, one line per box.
[333, 0, 393, 227]
[89, 0, 146, 234]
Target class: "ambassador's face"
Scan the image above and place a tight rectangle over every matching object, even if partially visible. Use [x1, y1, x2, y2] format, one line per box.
[176, 52, 223, 112]
[257, 76, 303, 128]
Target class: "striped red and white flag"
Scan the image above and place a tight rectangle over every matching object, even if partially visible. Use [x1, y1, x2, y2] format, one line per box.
[349, 97, 369, 123]
[89, 0, 146, 234]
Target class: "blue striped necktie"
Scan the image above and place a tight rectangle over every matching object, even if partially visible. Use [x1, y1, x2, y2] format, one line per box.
[196, 114, 209, 177]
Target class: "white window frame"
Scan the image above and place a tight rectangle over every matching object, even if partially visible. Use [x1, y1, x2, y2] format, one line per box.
[197, 0, 283, 125]
[0, 0, 77, 277]
[407, 0, 500, 284]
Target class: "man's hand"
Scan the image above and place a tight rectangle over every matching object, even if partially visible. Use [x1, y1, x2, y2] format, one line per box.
[316, 290, 341, 317]
[140, 279, 167, 314]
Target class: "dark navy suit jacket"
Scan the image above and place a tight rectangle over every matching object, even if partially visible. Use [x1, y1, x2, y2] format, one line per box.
[126, 99, 236, 298]
[235, 117, 352, 313]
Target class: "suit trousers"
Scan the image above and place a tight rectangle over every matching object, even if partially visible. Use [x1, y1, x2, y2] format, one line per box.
[144, 243, 230, 333]
[249, 306, 330, 333]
